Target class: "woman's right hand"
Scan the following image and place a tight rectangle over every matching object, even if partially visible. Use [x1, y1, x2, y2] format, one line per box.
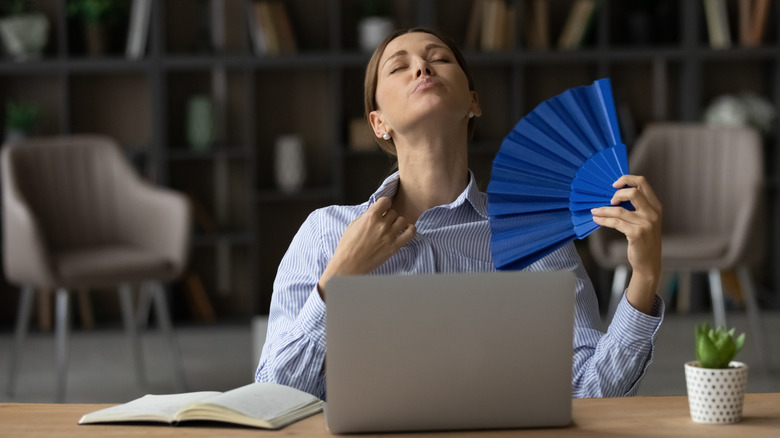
[317, 197, 416, 299]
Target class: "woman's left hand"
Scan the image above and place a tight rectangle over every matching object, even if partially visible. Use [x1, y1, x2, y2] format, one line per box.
[591, 174, 663, 314]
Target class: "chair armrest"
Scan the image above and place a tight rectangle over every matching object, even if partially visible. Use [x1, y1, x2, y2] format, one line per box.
[122, 179, 192, 277]
[1, 148, 57, 287]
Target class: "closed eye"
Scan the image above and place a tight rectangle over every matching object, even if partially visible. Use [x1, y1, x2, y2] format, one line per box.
[389, 65, 407, 74]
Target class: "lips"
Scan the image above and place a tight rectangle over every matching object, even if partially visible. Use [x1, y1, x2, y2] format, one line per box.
[412, 78, 442, 94]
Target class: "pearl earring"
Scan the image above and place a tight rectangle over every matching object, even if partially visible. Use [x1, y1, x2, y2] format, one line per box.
[468, 111, 474, 119]
[382, 132, 391, 140]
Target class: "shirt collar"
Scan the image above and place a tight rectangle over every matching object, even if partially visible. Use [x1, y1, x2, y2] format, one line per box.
[368, 170, 488, 219]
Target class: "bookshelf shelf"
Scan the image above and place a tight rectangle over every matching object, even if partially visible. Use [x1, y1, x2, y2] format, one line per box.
[2, 0, 780, 322]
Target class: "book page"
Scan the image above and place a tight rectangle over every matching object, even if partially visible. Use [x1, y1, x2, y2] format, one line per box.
[180, 382, 321, 424]
[79, 391, 220, 424]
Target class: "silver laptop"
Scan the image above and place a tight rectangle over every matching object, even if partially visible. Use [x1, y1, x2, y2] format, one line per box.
[325, 271, 575, 434]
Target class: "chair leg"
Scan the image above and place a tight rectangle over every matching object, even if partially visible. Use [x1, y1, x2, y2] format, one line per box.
[606, 265, 630, 323]
[708, 269, 727, 329]
[54, 288, 71, 403]
[677, 271, 693, 313]
[136, 285, 153, 331]
[6, 285, 35, 397]
[735, 265, 770, 371]
[146, 281, 187, 392]
[118, 283, 146, 387]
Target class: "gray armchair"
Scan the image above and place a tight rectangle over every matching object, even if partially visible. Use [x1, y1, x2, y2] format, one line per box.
[588, 123, 767, 366]
[2, 135, 191, 401]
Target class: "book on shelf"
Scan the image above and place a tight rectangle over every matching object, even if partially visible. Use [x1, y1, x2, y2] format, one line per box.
[738, 0, 752, 46]
[465, 0, 516, 52]
[524, 0, 549, 51]
[125, 0, 152, 59]
[557, 0, 596, 50]
[748, 0, 770, 47]
[248, 1, 298, 56]
[78, 382, 323, 429]
[703, 0, 732, 49]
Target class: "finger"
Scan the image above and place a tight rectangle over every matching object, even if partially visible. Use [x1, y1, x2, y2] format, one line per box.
[394, 223, 416, 249]
[610, 187, 653, 211]
[370, 196, 392, 214]
[613, 175, 662, 211]
[592, 215, 641, 236]
[382, 208, 399, 224]
[591, 206, 645, 227]
[389, 215, 409, 235]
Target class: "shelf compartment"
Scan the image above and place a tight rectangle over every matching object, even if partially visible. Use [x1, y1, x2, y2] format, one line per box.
[183, 244, 254, 317]
[254, 68, 335, 191]
[607, 0, 681, 48]
[609, 60, 682, 146]
[168, 159, 252, 233]
[69, 72, 151, 147]
[166, 69, 250, 150]
[701, 59, 775, 111]
[0, 73, 63, 136]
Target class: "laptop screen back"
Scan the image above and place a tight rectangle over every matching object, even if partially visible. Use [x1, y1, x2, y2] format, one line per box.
[325, 271, 575, 434]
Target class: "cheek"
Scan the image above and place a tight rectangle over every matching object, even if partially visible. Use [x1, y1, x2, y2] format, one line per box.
[375, 80, 403, 111]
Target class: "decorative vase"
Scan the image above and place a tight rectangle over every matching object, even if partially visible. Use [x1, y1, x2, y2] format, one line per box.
[186, 95, 215, 152]
[0, 13, 50, 61]
[685, 361, 749, 424]
[274, 135, 305, 193]
[358, 16, 393, 52]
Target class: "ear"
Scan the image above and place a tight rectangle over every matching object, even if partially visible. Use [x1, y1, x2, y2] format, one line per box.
[469, 91, 482, 118]
[368, 110, 388, 138]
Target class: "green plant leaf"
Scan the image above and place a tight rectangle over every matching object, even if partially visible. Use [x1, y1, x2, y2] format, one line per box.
[694, 323, 746, 368]
[735, 333, 746, 354]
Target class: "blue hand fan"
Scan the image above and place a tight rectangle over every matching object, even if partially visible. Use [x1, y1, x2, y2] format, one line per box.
[487, 78, 631, 271]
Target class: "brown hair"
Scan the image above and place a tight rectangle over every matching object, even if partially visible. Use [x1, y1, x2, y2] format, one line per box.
[363, 27, 477, 156]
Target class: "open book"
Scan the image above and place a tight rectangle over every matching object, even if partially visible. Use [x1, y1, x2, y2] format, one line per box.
[78, 382, 323, 429]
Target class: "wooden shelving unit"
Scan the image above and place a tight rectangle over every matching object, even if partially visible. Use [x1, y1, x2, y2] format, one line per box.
[1, 0, 779, 322]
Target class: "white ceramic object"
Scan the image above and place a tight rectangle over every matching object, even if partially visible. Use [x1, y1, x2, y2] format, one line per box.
[684, 361, 749, 424]
[358, 16, 394, 52]
[0, 13, 49, 61]
[274, 135, 306, 193]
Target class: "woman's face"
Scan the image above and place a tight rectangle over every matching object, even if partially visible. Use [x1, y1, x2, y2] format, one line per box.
[370, 32, 479, 139]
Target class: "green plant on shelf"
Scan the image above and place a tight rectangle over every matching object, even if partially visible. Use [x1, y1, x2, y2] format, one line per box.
[5, 99, 40, 134]
[695, 323, 745, 369]
[67, 0, 127, 24]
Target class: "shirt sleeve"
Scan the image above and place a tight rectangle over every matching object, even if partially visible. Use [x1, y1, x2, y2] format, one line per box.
[529, 242, 664, 398]
[255, 209, 329, 399]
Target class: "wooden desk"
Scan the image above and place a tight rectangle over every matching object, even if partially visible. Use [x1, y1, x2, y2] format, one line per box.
[1, 394, 778, 437]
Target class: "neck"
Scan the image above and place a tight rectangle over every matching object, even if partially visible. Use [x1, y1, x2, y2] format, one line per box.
[392, 131, 469, 223]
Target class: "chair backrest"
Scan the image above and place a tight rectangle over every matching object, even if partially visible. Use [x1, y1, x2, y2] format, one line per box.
[630, 123, 763, 236]
[588, 122, 764, 269]
[3, 135, 139, 251]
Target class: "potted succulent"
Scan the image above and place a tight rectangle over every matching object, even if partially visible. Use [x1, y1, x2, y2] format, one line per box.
[684, 323, 748, 424]
[0, 0, 50, 60]
[4, 99, 40, 144]
[67, 0, 128, 56]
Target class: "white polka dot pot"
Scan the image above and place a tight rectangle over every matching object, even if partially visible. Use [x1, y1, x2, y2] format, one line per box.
[684, 361, 749, 424]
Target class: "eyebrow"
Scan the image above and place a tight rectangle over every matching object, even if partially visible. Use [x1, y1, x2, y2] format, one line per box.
[382, 43, 450, 69]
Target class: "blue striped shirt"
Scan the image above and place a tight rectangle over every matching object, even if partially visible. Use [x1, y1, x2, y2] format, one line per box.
[255, 171, 663, 399]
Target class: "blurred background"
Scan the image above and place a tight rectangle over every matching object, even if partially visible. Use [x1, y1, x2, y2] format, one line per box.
[0, 0, 778, 403]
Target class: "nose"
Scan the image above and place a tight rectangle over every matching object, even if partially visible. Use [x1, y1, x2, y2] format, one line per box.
[414, 59, 432, 78]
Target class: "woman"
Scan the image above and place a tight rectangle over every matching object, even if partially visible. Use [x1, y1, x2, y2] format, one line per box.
[256, 28, 663, 399]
